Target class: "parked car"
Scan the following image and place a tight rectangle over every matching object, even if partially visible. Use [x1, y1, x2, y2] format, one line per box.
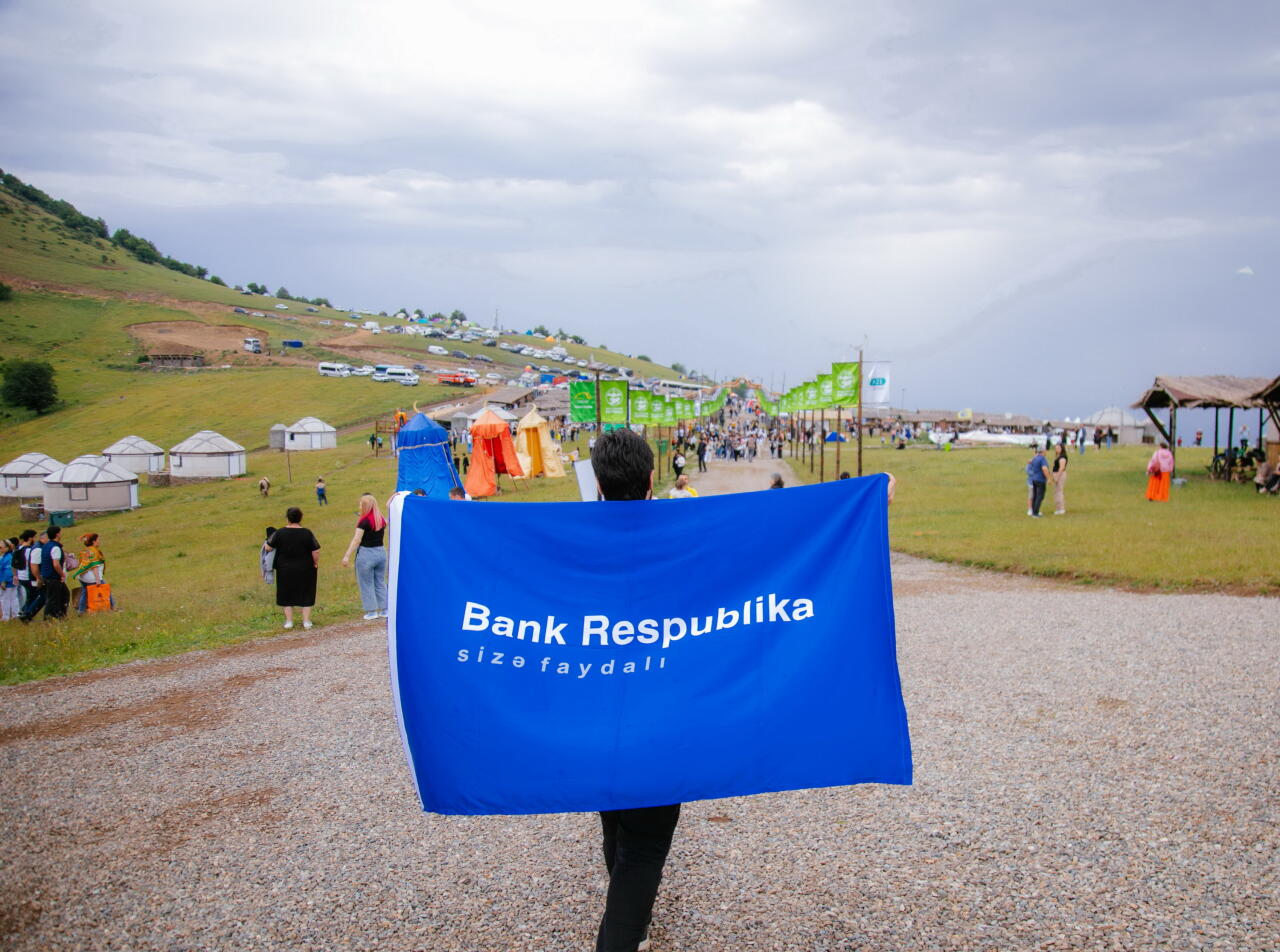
[275, 304, 289, 310]
[233, 306, 248, 314]
[318, 319, 331, 325]
[482, 339, 497, 347]
[450, 350, 468, 359]
[485, 372, 504, 380]
[343, 321, 358, 328]
[351, 365, 374, 376]
[474, 354, 494, 363]
[427, 345, 449, 356]
[251, 311, 266, 318]
[412, 363, 426, 371]
[305, 306, 319, 312]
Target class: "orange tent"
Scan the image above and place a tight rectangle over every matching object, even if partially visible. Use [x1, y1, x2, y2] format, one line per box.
[465, 409, 525, 498]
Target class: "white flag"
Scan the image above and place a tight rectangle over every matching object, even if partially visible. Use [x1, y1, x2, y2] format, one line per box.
[863, 361, 891, 405]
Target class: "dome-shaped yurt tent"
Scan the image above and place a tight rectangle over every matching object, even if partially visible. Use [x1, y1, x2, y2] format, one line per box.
[395, 413, 463, 496]
[285, 416, 338, 451]
[102, 435, 166, 474]
[269, 423, 287, 450]
[43, 455, 139, 513]
[0, 453, 62, 498]
[169, 430, 246, 479]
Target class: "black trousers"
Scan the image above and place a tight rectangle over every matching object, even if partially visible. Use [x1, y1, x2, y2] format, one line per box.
[43, 578, 69, 619]
[697, 456, 707, 472]
[597, 804, 681, 952]
[1030, 481, 1047, 516]
[20, 580, 46, 620]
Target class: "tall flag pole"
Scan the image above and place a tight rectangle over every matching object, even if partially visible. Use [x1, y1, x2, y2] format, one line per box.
[857, 349, 864, 477]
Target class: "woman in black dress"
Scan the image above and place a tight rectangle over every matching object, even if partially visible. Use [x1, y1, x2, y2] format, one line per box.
[264, 507, 320, 630]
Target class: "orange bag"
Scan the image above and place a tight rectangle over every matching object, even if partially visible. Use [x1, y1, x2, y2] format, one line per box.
[86, 583, 113, 613]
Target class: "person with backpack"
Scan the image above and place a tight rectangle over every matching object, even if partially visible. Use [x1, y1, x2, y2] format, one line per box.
[18, 530, 47, 621]
[10, 530, 36, 616]
[21, 526, 68, 621]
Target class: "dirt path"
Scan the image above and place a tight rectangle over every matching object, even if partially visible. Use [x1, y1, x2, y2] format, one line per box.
[676, 450, 799, 496]
[1, 504, 1275, 950]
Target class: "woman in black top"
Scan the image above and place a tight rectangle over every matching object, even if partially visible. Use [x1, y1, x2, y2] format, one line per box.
[1051, 444, 1069, 515]
[264, 507, 320, 630]
[341, 493, 388, 620]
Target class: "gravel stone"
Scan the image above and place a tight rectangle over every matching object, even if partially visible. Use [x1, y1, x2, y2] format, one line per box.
[1, 554, 1277, 951]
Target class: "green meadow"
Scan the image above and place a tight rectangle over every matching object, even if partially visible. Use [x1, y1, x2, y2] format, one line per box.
[786, 440, 1277, 595]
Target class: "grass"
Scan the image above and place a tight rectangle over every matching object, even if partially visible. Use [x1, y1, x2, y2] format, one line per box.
[785, 440, 1278, 595]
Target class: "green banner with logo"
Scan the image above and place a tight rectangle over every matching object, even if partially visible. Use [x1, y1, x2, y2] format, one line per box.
[831, 361, 859, 405]
[817, 374, 834, 408]
[802, 381, 819, 410]
[663, 397, 677, 426]
[650, 394, 668, 427]
[630, 389, 652, 425]
[599, 379, 629, 424]
[570, 381, 597, 422]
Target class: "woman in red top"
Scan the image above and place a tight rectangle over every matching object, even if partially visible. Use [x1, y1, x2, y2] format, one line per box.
[341, 493, 388, 620]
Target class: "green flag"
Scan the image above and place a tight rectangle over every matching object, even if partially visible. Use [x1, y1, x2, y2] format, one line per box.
[817, 374, 834, 408]
[630, 389, 652, 425]
[663, 397, 677, 426]
[803, 381, 819, 410]
[831, 361, 859, 405]
[650, 394, 668, 426]
[599, 379, 629, 424]
[570, 381, 597, 422]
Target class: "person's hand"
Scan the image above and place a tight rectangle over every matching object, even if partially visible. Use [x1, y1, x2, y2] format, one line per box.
[885, 472, 897, 506]
[341, 556, 350, 568]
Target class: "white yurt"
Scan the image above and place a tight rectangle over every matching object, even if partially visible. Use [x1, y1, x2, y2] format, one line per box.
[1082, 407, 1156, 445]
[284, 416, 338, 451]
[0, 453, 62, 498]
[268, 423, 287, 450]
[42, 455, 139, 513]
[102, 435, 166, 474]
[169, 430, 247, 478]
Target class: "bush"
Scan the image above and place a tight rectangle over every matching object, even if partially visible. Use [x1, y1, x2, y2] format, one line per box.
[0, 281, 12, 302]
[1, 359, 58, 414]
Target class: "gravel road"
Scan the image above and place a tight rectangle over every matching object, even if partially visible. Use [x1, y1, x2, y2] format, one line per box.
[2, 462, 1276, 950]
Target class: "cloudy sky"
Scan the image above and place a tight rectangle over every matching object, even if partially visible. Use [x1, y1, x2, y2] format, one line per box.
[2, 0, 1277, 416]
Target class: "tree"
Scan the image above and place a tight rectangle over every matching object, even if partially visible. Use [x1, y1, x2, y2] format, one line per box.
[209, 275, 226, 286]
[570, 334, 585, 345]
[671, 361, 687, 375]
[533, 324, 550, 336]
[275, 287, 291, 300]
[1, 359, 58, 414]
[450, 309, 467, 323]
[0, 281, 12, 302]
[637, 354, 651, 362]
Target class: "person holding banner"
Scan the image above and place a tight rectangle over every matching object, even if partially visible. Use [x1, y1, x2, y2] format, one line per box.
[590, 429, 681, 952]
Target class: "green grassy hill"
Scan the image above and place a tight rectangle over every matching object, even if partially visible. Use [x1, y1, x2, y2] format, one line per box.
[0, 179, 689, 683]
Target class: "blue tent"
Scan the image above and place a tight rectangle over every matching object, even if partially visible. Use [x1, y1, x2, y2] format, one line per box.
[396, 413, 463, 496]
[824, 431, 848, 442]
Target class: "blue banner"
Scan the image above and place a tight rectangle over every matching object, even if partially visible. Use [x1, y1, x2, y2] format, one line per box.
[388, 475, 911, 815]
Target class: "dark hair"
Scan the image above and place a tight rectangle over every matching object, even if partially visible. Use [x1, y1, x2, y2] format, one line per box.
[7, 537, 17, 548]
[592, 429, 653, 501]
[19, 529, 35, 542]
[286, 507, 303, 524]
[769, 474, 785, 489]
[46, 525, 60, 539]
[839, 471, 851, 480]
[265, 526, 277, 539]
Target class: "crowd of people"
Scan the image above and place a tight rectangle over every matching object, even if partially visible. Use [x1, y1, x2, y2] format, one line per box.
[0, 527, 111, 622]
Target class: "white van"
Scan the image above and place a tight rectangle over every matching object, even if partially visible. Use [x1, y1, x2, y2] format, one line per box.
[385, 367, 419, 386]
[243, 338, 262, 354]
[362, 321, 380, 331]
[427, 344, 449, 356]
[317, 361, 351, 377]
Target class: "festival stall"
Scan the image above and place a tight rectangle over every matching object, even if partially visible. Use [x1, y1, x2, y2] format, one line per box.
[395, 413, 463, 496]
[464, 409, 524, 498]
[514, 409, 566, 479]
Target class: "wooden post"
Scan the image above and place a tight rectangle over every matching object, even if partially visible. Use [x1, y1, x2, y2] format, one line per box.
[1226, 407, 1235, 480]
[857, 349, 864, 478]
[1170, 405, 1178, 474]
[835, 406, 842, 476]
[1214, 408, 1219, 462]
[809, 410, 815, 473]
[819, 411, 826, 483]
